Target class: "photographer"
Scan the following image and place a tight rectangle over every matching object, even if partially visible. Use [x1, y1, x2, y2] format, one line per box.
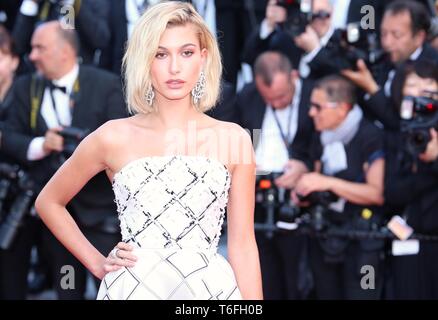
[1, 21, 127, 299]
[234, 51, 314, 299]
[242, 0, 384, 80]
[293, 75, 385, 299]
[384, 59, 438, 299]
[343, 0, 438, 130]
[0, 26, 34, 300]
[12, 0, 110, 66]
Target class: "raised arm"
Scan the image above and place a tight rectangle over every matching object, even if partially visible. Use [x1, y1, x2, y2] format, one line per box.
[34, 122, 121, 279]
[226, 126, 263, 300]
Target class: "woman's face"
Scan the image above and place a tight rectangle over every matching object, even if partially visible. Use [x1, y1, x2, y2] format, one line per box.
[150, 23, 207, 104]
[403, 72, 438, 98]
[0, 50, 18, 84]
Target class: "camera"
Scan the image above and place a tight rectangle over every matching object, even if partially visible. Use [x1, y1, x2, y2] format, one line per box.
[0, 164, 35, 250]
[400, 95, 438, 156]
[297, 191, 339, 231]
[59, 126, 89, 157]
[327, 23, 386, 71]
[255, 172, 301, 235]
[277, 0, 313, 38]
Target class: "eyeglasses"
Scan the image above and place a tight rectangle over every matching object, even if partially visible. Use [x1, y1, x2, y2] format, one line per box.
[311, 10, 331, 21]
[310, 101, 339, 111]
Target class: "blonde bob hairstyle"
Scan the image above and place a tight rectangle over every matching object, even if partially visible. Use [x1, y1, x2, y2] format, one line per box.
[122, 1, 223, 114]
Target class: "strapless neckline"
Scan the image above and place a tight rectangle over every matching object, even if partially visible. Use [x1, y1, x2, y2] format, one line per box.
[112, 155, 231, 186]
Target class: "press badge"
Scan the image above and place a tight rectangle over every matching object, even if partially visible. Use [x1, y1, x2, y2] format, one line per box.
[392, 240, 420, 256]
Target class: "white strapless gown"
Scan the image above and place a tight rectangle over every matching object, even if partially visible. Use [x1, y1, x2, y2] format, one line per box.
[96, 155, 242, 300]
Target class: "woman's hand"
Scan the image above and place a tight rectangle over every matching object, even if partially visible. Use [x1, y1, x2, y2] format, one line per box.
[102, 242, 138, 275]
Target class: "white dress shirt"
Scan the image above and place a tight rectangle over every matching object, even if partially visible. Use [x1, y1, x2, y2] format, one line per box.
[27, 64, 80, 161]
[192, 0, 217, 36]
[331, 0, 351, 30]
[126, 0, 148, 39]
[255, 79, 302, 173]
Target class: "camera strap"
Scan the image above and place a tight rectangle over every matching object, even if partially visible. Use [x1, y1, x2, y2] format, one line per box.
[271, 104, 294, 158]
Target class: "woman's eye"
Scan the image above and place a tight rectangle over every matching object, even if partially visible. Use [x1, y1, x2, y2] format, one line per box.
[182, 50, 194, 57]
[155, 52, 167, 59]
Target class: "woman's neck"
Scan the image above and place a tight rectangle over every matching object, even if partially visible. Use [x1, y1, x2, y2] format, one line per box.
[0, 76, 13, 102]
[154, 96, 201, 129]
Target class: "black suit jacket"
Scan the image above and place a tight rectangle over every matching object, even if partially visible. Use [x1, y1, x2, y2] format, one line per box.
[1, 65, 128, 227]
[12, 0, 110, 65]
[234, 79, 315, 167]
[101, 0, 128, 74]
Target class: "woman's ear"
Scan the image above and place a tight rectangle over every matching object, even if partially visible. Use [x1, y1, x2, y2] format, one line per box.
[200, 48, 208, 70]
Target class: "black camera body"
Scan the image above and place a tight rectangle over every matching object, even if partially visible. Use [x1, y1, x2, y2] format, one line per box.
[327, 23, 386, 71]
[59, 126, 89, 157]
[297, 191, 339, 231]
[400, 96, 438, 157]
[255, 172, 301, 234]
[0, 163, 35, 250]
[277, 0, 313, 38]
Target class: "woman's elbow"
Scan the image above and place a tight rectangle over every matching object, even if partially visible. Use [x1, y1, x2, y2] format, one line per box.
[34, 193, 45, 218]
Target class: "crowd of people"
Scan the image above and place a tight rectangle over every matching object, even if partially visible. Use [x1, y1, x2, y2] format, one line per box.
[0, 0, 438, 300]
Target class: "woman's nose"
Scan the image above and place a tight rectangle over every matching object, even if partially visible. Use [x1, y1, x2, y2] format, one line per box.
[169, 55, 181, 74]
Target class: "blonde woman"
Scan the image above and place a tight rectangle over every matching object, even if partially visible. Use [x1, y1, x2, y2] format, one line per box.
[35, 1, 262, 300]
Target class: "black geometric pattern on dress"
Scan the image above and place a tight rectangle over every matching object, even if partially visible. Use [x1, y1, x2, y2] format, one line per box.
[97, 156, 241, 300]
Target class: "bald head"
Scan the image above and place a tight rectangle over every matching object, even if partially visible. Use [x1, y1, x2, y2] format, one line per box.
[34, 21, 79, 55]
[30, 21, 79, 80]
[254, 51, 293, 87]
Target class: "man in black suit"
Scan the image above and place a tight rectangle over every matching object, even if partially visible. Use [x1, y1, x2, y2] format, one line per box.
[12, 0, 110, 66]
[1, 21, 127, 299]
[234, 51, 314, 299]
[343, 0, 438, 130]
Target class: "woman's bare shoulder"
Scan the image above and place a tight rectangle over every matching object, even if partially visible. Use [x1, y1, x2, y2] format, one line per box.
[93, 117, 137, 148]
[212, 118, 251, 142]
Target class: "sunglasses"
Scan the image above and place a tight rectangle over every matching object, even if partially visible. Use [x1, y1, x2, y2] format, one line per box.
[310, 101, 339, 111]
[311, 10, 331, 21]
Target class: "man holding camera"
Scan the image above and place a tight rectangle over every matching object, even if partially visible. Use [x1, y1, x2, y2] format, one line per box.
[13, 0, 110, 66]
[234, 51, 314, 299]
[293, 75, 385, 299]
[242, 0, 384, 80]
[1, 21, 127, 299]
[343, 0, 438, 130]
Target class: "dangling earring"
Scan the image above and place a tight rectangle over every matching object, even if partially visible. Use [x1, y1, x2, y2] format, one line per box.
[145, 85, 155, 106]
[191, 71, 206, 105]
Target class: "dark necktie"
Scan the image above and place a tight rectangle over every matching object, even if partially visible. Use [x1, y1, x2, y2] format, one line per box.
[49, 82, 67, 94]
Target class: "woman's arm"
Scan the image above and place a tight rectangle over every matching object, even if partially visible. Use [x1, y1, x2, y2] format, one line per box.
[226, 127, 263, 300]
[295, 158, 385, 206]
[35, 122, 130, 280]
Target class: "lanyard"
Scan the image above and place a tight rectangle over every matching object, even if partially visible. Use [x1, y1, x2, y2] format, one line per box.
[271, 104, 294, 158]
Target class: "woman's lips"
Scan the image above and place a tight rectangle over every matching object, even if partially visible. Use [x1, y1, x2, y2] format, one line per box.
[166, 79, 185, 89]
